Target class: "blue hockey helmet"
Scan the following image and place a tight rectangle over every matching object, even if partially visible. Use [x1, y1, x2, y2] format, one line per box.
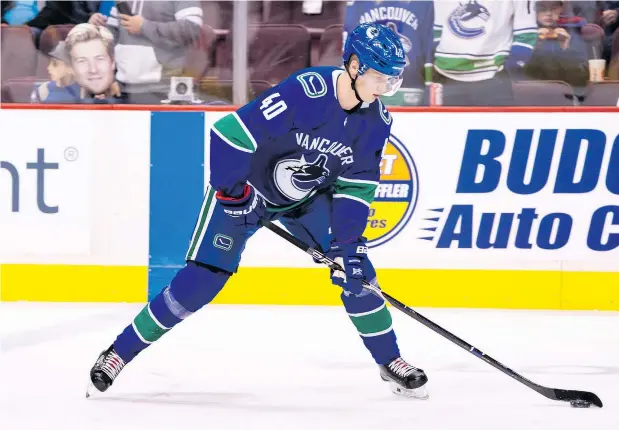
[343, 23, 407, 78]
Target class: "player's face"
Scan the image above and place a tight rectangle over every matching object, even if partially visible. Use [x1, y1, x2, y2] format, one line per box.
[357, 69, 403, 102]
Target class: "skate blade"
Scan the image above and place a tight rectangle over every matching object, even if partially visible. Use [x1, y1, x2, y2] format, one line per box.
[389, 381, 429, 400]
[85, 382, 97, 399]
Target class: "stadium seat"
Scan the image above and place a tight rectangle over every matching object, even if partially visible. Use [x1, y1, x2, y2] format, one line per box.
[0, 78, 42, 103]
[35, 24, 75, 78]
[216, 24, 311, 84]
[198, 78, 272, 103]
[265, 1, 291, 24]
[317, 24, 343, 66]
[246, 80, 272, 96]
[38, 24, 74, 54]
[1, 26, 37, 83]
[581, 81, 619, 106]
[512, 80, 575, 106]
[264, 1, 345, 28]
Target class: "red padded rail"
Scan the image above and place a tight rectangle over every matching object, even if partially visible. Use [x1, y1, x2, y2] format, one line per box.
[2, 103, 619, 112]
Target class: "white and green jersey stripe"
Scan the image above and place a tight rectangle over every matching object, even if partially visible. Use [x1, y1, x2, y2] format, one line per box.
[186, 186, 217, 261]
[433, 0, 537, 82]
[333, 176, 379, 207]
[212, 112, 258, 154]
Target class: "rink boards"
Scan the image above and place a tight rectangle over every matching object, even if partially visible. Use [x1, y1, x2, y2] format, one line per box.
[0, 106, 618, 310]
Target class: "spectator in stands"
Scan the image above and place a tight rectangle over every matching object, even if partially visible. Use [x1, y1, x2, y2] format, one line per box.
[101, 0, 203, 104]
[598, 2, 619, 62]
[32, 40, 81, 103]
[1, 1, 101, 29]
[433, 1, 538, 106]
[524, 1, 589, 87]
[0, 1, 96, 44]
[73, 1, 115, 26]
[25, 1, 77, 42]
[344, 1, 434, 106]
[571, 1, 619, 61]
[65, 22, 122, 103]
[1, 2, 11, 23]
[1, 1, 40, 25]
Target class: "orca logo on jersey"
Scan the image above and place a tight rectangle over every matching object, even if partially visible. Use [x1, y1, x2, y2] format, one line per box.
[274, 154, 331, 201]
[448, 1, 490, 39]
[365, 134, 419, 248]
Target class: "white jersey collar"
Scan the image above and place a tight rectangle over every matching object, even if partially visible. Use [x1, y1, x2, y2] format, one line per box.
[332, 69, 344, 99]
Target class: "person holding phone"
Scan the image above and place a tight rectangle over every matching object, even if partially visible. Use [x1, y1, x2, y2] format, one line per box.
[91, 0, 203, 104]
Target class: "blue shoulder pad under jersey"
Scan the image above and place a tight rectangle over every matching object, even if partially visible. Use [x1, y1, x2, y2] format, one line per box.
[209, 67, 337, 197]
[331, 101, 392, 242]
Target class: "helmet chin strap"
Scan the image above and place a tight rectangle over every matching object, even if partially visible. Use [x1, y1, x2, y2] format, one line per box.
[345, 64, 364, 105]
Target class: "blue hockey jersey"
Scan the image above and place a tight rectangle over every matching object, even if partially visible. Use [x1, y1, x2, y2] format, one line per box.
[209, 66, 392, 242]
[344, 1, 435, 89]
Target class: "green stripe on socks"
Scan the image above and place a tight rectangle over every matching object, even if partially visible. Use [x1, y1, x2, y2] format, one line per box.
[349, 304, 393, 337]
[133, 305, 169, 343]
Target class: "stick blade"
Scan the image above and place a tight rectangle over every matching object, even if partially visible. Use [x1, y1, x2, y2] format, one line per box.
[553, 389, 603, 408]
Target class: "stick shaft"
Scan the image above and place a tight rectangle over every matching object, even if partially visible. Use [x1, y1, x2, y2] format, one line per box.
[261, 219, 602, 407]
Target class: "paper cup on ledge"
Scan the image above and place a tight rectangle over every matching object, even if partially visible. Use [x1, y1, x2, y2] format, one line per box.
[589, 59, 606, 82]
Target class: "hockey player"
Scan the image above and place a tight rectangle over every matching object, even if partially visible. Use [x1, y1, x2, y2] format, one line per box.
[344, 1, 435, 97]
[87, 23, 429, 400]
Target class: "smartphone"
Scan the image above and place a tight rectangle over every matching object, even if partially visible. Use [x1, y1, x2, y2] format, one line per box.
[116, 1, 133, 16]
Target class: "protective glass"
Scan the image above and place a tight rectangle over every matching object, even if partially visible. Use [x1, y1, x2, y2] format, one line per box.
[363, 70, 404, 97]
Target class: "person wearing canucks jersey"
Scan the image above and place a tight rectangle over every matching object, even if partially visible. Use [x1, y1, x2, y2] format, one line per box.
[433, 0, 538, 105]
[86, 23, 429, 400]
[344, 1, 435, 100]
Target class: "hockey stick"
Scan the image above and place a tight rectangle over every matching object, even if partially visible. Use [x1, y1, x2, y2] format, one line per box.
[261, 219, 603, 408]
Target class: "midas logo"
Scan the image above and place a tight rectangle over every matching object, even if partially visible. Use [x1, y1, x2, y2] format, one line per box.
[364, 135, 419, 248]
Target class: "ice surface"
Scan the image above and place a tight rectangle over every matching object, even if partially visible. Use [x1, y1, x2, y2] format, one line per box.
[0, 303, 617, 430]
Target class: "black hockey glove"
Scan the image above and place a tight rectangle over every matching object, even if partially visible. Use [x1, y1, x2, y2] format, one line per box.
[216, 184, 267, 227]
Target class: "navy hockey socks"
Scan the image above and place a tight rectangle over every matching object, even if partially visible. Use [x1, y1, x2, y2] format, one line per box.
[114, 262, 230, 363]
[341, 291, 400, 365]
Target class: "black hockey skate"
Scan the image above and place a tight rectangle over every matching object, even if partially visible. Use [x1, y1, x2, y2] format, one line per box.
[379, 357, 429, 399]
[86, 345, 126, 398]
